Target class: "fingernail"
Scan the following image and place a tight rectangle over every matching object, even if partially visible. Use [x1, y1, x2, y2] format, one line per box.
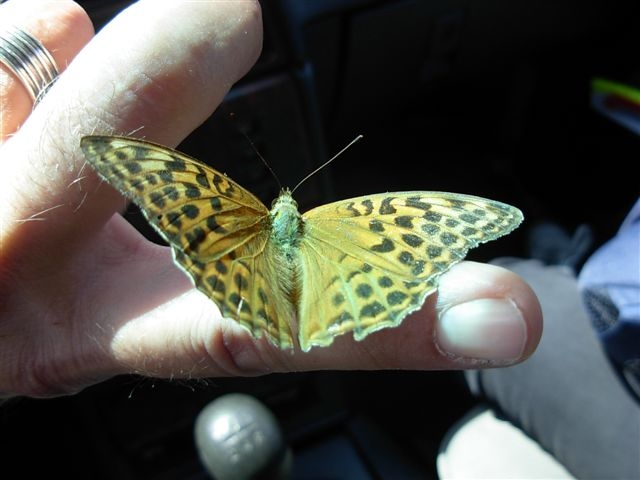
[436, 298, 527, 361]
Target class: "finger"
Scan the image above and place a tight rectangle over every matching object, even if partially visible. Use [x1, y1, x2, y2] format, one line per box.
[0, 0, 93, 141]
[289, 261, 542, 370]
[0, 0, 263, 248]
[434, 261, 542, 363]
[107, 261, 543, 376]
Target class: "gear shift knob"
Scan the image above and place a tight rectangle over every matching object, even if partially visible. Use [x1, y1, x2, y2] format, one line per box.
[194, 393, 292, 480]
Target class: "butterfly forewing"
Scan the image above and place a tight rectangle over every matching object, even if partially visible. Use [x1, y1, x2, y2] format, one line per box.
[297, 192, 523, 350]
[81, 137, 268, 244]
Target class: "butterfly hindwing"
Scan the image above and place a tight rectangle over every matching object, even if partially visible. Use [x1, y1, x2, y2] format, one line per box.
[173, 239, 296, 349]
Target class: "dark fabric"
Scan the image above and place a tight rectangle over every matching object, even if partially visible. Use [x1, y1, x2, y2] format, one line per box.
[466, 258, 640, 480]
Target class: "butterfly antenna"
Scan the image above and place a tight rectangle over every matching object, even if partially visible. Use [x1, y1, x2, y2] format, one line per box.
[291, 134, 363, 194]
[241, 131, 282, 191]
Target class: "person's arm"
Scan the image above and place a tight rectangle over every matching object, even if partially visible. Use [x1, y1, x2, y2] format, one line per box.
[0, 0, 541, 399]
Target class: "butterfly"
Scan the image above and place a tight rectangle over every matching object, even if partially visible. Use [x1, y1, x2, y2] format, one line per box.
[80, 136, 523, 352]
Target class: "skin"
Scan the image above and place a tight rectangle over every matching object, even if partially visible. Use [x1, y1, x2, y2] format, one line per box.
[0, 0, 542, 398]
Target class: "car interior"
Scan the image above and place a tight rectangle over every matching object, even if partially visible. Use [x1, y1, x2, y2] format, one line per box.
[2, 0, 639, 478]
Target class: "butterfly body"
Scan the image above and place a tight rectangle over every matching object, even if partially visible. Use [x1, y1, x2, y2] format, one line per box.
[270, 189, 303, 250]
[81, 136, 523, 352]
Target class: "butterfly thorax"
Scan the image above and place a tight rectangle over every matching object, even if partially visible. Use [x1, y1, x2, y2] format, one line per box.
[270, 188, 303, 248]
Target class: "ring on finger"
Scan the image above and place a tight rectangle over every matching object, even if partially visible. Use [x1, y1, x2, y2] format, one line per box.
[0, 26, 59, 105]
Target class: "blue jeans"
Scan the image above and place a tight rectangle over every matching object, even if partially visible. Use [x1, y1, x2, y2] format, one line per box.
[466, 259, 640, 479]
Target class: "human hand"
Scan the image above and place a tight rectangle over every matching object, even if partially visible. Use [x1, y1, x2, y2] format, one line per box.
[0, 0, 542, 398]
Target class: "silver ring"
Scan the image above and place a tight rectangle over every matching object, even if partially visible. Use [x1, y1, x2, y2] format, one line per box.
[0, 27, 59, 105]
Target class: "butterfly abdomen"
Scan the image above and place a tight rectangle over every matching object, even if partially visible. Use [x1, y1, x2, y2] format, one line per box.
[267, 189, 306, 320]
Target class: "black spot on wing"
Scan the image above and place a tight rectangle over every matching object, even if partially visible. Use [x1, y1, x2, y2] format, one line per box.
[379, 197, 397, 215]
[145, 174, 158, 185]
[132, 146, 149, 160]
[356, 283, 373, 299]
[228, 293, 250, 314]
[432, 261, 448, 272]
[398, 251, 414, 265]
[195, 168, 210, 188]
[181, 204, 199, 219]
[212, 174, 235, 195]
[149, 192, 166, 208]
[405, 197, 432, 211]
[184, 183, 201, 199]
[395, 216, 413, 228]
[361, 301, 384, 318]
[411, 260, 425, 276]
[369, 219, 385, 232]
[210, 197, 223, 211]
[258, 288, 269, 305]
[346, 270, 362, 282]
[159, 170, 174, 183]
[165, 155, 187, 171]
[346, 202, 361, 216]
[422, 223, 440, 236]
[165, 212, 182, 228]
[110, 166, 125, 179]
[361, 199, 374, 215]
[440, 232, 458, 246]
[163, 186, 179, 200]
[424, 211, 442, 222]
[129, 178, 145, 192]
[185, 227, 206, 250]
[234, 273, 249, 291]
[207, 276, 225, 295]
[402, 233, 423, 248]
[212, 174, 225, 194]
[215, 260, 227, 274]
[206, 216, 227, 233]
[191, 257, 206, 270]
[387, 291, 408, 306]
[445, 218, 459, 228]
[459, 213, 480, 224]
[371, 238, 395, 253]
[333, 311, 354, 325]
